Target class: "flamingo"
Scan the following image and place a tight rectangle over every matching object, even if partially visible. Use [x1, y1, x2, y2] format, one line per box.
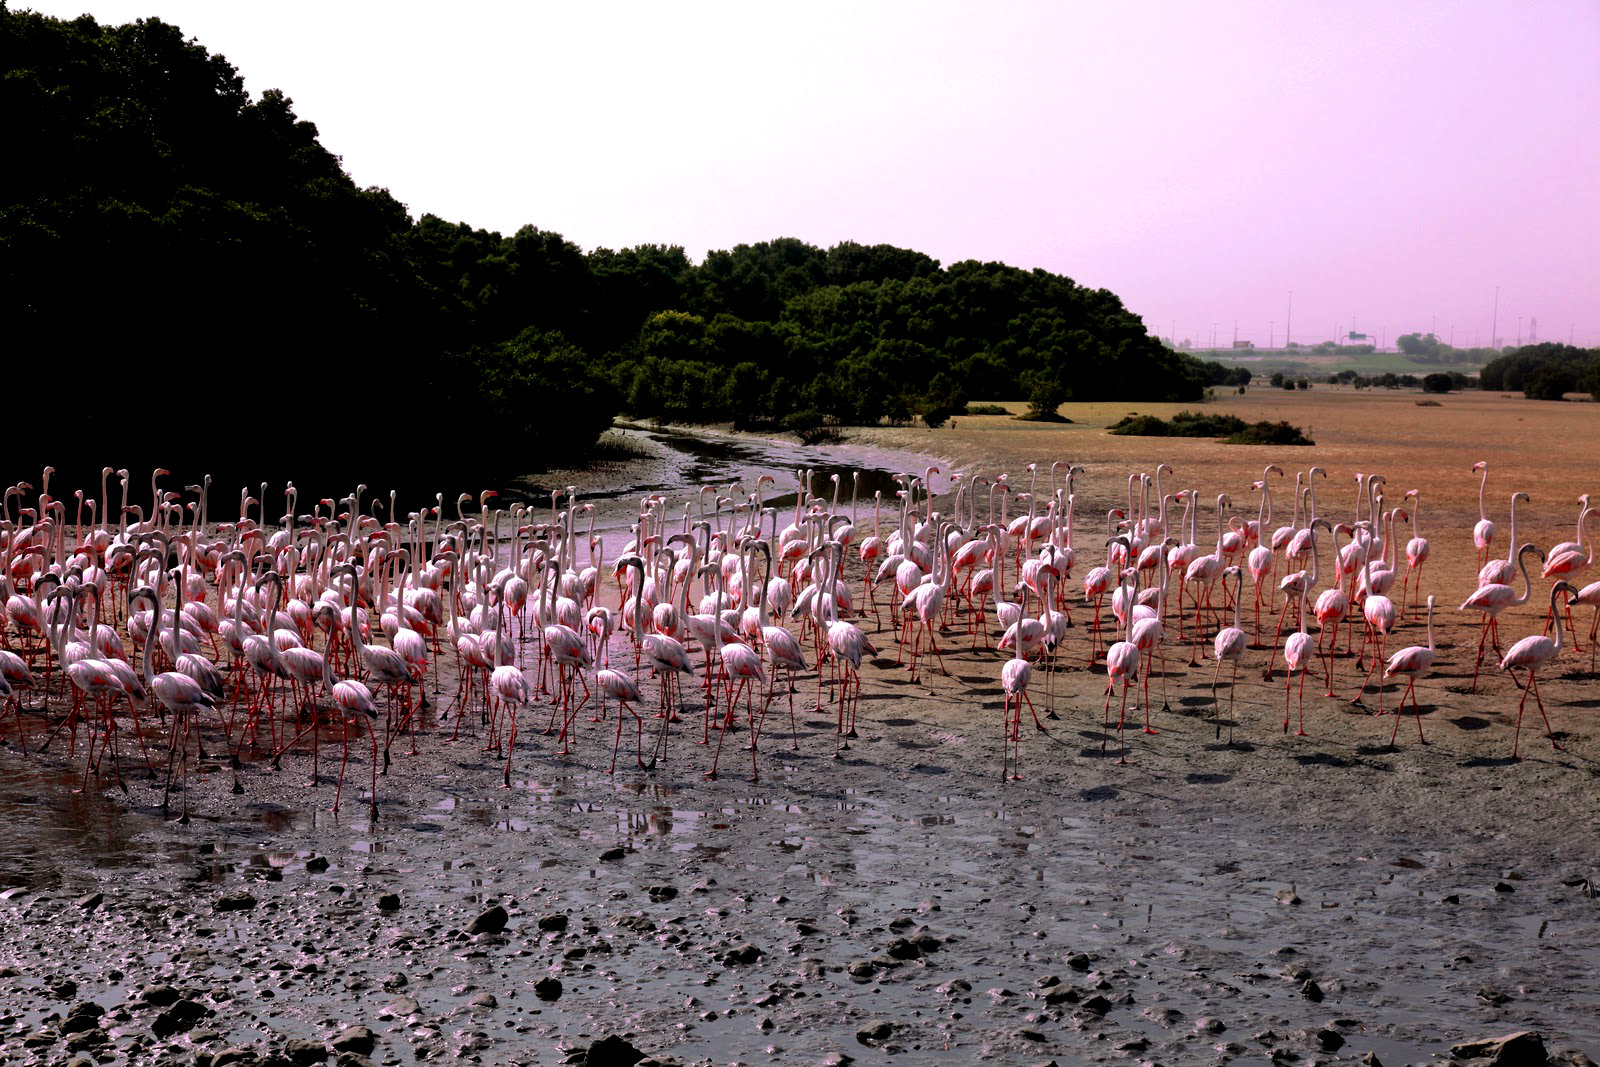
[1472, 461, 1495, 568]
[1460, 544, 1544, 692]
[1382, 595, 1436, 747]
[999, 654, 1033, 781]
[1478, 492, 1528, 587]
[1281, 583, 1314, 736]
[488, 583, 534, 786]
[1499, 583, 1580, 758]
[1352, 548, 1399, 714]
[599, 667, 646, 773]
[1562, 578, 1600, 668]
[1400, 489, 1429, 618]
[1210, 567, 1247, 744]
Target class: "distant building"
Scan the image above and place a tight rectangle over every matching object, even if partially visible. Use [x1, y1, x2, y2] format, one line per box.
[1231, 340, 1255, 349]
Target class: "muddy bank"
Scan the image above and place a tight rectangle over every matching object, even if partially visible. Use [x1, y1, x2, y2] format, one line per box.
[2, 396, 1599, 1065]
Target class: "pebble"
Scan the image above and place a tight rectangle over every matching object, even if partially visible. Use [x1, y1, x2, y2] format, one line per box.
[331, 1024, 376, 1056]
[855, 1021, 893, 1045]
[215, 891, 258, 912]
[305, 856, 330, 873]
[375, 893, 400, 912]
[75, 892, 104, 912]
[535, 977, 563, 1001]
[283, 1038, 329, 1064]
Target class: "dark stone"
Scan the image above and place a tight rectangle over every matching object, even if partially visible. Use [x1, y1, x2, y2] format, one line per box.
[599, 847, 626, 862]
[330, 1025, 376, 1056]
[1118, 1037, 1152, 1052]
[885, 938, 921, 960]
[647, 886, 678, 902]
[585, 1034, 645, 1066]
[139, 984, 181, 1007]
[1478, 987, 1513, 1006]
[538, 914, 569, 932]
[1301, 979, 1324, 1002]
[721, 943, 763, 965]
[466, 905, 508, 935]
[283, 1039, 329, 1065]
[1045, 988, 1080, 1006]
[215, 891, 257, 913]
[213, 1049, 260, 1066]
[305, 857, 330, 873]
[150, 999, 207, 1038]
[1360, 1053, 1385, 1067]
[1493, 882, 1515, 893]
[535, 977, 563, 1001]
[375, 893, 400, 912]
[1314, 1028, 1345, 1051]
[1448, 1030, 1547, 1065]
[856, 1021, 893, 1045]
[1067, 952, 1091, 971]
[1081, 995, 1112, 1016]
[75, 892, 104, 912]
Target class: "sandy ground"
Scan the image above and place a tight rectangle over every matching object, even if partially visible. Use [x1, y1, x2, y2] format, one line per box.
[1, 387, 1598, 1067]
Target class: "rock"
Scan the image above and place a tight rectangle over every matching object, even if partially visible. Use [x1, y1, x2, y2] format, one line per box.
[1314, 1028, 1345, 1051]
[1081, 995, 1112, 1016]
[585, 1034, 645, 1066]
[1066, 952, 1091, 970]
[1301, 979, 1324, 1002]
[466, 905, 509, 935]
[469, 992, 498, 1009]
[1044, 988, 1080, 1006]
[847, 960, 877, 979]
[1448, 1030, 1547, 1065]
[378, 995, 419, 1019]
[139, 984, 182, 1007]
[885, 938, 921, 960]
[334, 1055, 376, 1067]
[381, 972, 407, 992]
[1361, 1053, 1384, 1066]
[721, 943, 763, 965]
[283, 1039, 329, 1065]
[856, 1021, 894, 1045]
[215, 891, 257, 913]
[150, 999, 207, 1038]
[1196, 1017, 1227, 1034]
[212, 1049, 259, 1066]
[538, 914, 569, 932]
[1117, 1037, 1152, 1052]
[535, 977, 563, 1001]
[647, 885, 678, 902]
[1276, 887, 1303, 906]
[1493, 882, 1515, 893]
[1478, 987, 1513, 1006]
[1441, 894, 1462, 904]
[375, 893, 400, 912]
[599, 847, 626, 862]
[305, 856, 330, 873]
[1018, 1029, 1046, 1042]
[330, 1025, 376, 1056]
[75, 892, 104, 912]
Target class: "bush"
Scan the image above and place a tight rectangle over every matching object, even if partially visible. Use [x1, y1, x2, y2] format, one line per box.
[1421, 373, 1453, 393]
[965, 403, 1009, 415]
[1107, 414, 1172, 436]
[1524, 364, 1577, 400]
[1224, 421, 1316, 446]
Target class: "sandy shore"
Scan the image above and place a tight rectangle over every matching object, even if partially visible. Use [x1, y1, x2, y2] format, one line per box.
[2, 388, 1598, 1066]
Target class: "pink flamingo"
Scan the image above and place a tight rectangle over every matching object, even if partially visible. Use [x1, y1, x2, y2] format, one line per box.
[599, 667, 647, 773]
[1478, 492, 1528, 587]
[1499, 583, 1580, 758]
[1472, 461, 1495, 568]
[1000, 654, 1033, 781]
[1351, 548, 1398, 714]
[488, 585, 533, 787]
[1562, 578, 1600, 667]
[1400, 489, 1429, 618]
[1460, 544, 1543, 691]
[708, 639, 765, 781]
[1382, 595, 1436, 747]
[1282, 583, 1314, 736]
[1210, 568, 1247, 744]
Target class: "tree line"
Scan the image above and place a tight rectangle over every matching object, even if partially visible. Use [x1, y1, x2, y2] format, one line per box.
[2, 10, 1300, 503]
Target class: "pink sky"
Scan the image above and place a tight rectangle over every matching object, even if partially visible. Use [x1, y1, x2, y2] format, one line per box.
[26, 0, 1600, 346]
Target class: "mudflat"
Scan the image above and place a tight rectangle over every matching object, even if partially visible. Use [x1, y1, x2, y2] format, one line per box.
[1, 387, 1596, 1066]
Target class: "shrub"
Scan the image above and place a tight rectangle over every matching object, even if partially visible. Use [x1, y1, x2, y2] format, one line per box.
[965, 403, 1009, 415]
[1225, 421, 1315, 446]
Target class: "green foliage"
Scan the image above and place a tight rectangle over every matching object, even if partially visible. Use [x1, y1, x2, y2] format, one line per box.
[1481, 342, 1600, 398]
[1223, 421, 1316, 446]
[2, 7, 1223, 496]
[965, 404, 1010, 415]
[1109, 410, 1310, 445]
[1421, 373, 1454, 394]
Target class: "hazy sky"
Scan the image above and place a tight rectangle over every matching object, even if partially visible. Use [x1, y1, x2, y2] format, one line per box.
[27, 0, 1600, 347]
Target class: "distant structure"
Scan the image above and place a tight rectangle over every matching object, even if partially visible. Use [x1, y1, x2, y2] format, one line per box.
[1528, 317, 1537, 344]
[1231, 340, 1255, 350]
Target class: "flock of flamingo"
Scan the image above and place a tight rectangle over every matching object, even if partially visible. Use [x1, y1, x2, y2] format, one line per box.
[0, 459, 1595, 817]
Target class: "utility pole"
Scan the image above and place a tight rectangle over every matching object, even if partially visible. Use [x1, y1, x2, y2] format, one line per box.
[1233, 320, 1238, 347]
[1269, 321, 1275, 348]
[1286, 290, 1293, 348]
[1491, 285, 1500, 350]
